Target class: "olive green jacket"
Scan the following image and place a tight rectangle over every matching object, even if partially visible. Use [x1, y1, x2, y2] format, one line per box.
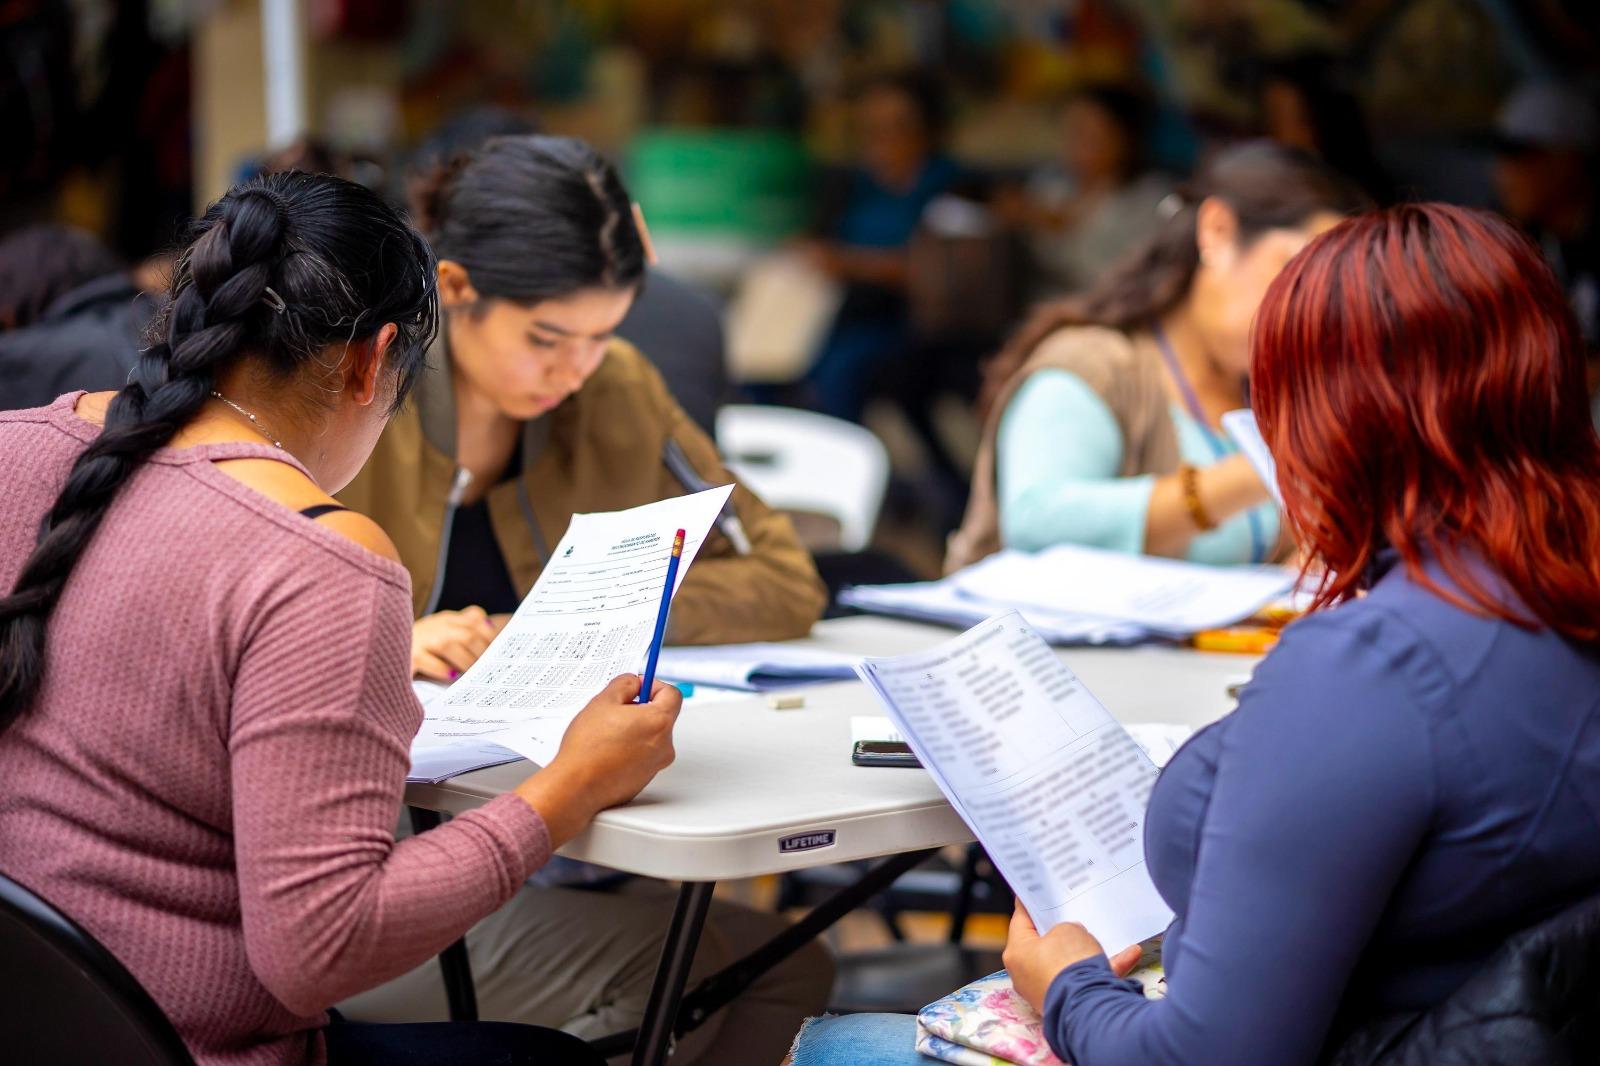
[339, 337, 826, 644]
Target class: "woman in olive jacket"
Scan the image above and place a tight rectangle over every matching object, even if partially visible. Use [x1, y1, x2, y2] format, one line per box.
[340, 135, 826, 680]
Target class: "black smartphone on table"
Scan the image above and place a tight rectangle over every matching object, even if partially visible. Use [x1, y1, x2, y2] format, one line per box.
[851, 740, 922, 768]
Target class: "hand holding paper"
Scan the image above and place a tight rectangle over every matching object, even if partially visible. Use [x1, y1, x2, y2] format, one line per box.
[1004, 903, 1145, 1011]
[514, 675, 683, 845]
[433, 485, 733, 766]
[857, 611, 1171, 947]
[857, 612, 1173, 951]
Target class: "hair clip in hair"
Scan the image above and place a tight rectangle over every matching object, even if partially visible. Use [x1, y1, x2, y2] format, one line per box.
[1156, 193, 1184, 220]
[261, 287, 287, 314]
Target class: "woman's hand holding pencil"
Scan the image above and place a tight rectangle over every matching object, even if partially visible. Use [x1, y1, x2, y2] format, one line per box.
[512, 530, 690, 844]
[514, 674, 682, 847]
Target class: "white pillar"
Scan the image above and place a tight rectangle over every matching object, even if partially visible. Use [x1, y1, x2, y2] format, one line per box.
[261, 0, 307, 146]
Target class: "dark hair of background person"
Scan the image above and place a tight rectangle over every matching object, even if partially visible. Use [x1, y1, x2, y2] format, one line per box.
[0, 171, 438, 732]
[1252, 203, 1600, 649]
[978, 141, 1366, 415]
[409, 134, 646, 310]
[408, 106, 540, 177]
[855, 68, 948, 139]
[1259, 52, 1393, 204]
[0, 225, 125, 332]
[1066, 81, 1157, 181]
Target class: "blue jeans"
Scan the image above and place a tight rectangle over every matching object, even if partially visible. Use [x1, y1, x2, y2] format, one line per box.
[789, 1013, 925, 1065]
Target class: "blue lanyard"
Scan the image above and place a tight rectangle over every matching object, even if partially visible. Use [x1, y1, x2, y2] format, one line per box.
[1151, 324, 1268, 564]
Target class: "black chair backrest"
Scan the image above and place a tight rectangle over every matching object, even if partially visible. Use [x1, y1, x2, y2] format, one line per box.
[1325, 890, 1600, 1066]
[0, 871, 195, 1065]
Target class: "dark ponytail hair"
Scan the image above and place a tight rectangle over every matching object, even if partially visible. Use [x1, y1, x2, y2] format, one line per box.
[0, 171, 437, 731]
[979, 141, 1365, 415]
[410, 134, 646, 307]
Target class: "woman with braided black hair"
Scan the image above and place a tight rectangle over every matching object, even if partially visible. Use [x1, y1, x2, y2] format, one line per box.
[0, 171, 684, 1064]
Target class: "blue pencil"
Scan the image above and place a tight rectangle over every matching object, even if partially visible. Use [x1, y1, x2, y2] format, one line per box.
[637, 528, 685, 703]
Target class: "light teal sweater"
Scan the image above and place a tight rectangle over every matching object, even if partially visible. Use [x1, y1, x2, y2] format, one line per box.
[997, 369, 1278, 565]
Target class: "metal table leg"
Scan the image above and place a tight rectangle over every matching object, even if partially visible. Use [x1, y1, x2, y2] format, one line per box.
[630, 881, 716, 1066]
[591, 848, 941, 1059]
[407, 807, 479, 1022]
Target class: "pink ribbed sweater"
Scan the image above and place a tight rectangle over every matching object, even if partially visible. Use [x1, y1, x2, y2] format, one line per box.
[0, 396, 551, 1065]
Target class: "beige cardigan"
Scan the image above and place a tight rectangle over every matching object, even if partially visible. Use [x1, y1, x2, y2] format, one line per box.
[945, 326, 1180, 573]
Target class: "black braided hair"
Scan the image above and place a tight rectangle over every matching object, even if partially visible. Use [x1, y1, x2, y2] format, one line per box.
[0, 171, 437, 731]
[409, 134, 646, 304]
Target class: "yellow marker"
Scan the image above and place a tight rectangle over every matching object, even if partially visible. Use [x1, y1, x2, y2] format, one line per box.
[1253, 603, 1304, 626]
[1190, 627, 1279, 655]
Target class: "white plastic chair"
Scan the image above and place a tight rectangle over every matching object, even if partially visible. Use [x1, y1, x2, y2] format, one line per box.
[716, 405, 890, 553]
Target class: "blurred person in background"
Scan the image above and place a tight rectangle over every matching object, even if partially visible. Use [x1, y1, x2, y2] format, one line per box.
[0, 224, 158, 410]
[339, 134, 825, 683]
[1492, 80, 1600, 426]
[800, 70, 962, 422]
[947, 143, 1363, 573]
[996, 83, 1174, 299]
[1258, 53, 1392, 205]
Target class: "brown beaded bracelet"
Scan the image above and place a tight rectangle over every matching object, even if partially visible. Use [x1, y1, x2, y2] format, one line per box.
[1179, 462, 1218, 531]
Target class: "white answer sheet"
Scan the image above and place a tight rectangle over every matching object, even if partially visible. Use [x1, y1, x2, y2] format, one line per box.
[857, 612, 1173, 950]
[406, 680, 522, 783]
[440, 485, 734, 766]
[656, 643, 860, 690]
[950, 545, 1294, 635]
[1221, 408, 1283, 506]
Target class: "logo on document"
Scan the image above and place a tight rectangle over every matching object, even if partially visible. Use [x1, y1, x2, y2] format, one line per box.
[779, 830, 837, 854]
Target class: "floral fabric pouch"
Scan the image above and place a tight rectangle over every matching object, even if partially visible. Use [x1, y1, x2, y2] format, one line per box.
[914, 961, 1165, 1066]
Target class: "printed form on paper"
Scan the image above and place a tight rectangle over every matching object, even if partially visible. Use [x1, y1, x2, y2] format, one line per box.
[434, 485, 734, 766]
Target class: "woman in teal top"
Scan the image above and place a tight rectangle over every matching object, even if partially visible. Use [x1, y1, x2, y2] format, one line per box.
[948, 143, 1364, 572]
[999, 363, 1278, 564]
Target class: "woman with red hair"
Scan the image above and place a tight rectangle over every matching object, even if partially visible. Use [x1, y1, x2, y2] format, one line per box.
[788, 204, 1600, 1064]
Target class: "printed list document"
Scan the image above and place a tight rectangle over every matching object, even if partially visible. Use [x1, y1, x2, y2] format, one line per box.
[1221, 408, 1283, 505]
[442, 485, 734, 766]
[857, 611, 1173, 949]
[950, 544, 1294, 635]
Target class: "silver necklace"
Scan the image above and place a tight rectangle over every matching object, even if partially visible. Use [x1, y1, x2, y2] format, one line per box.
[209, 390, 283, 449]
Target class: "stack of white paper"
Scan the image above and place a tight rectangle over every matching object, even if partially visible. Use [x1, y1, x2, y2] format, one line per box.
[655, 643, 860, 691]
[842, 544, 1293, 643]
[858, 613, 1174, 949]
[950, 545, 1295, 636]
[838, 581, 1148, 646]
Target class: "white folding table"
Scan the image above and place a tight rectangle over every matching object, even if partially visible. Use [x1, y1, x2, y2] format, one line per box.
[404, 615, 1257, 1065]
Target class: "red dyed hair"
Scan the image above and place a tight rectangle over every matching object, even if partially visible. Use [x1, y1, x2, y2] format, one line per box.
[1251, 203, 1600, 648]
